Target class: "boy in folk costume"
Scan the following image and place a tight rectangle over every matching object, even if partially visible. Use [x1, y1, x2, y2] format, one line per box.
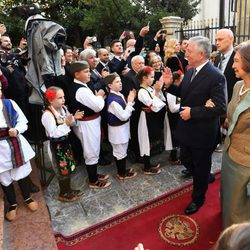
[41, 87, 84, 202]
[104, 73, 137, 179]
[68, 61, 111, 189]
[0, 83, 38, 221]
[137, 66, 166, 174]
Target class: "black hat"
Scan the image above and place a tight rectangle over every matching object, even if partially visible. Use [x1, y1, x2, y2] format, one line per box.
[70, 61, 89, 76]
[103, 73, 119, 86]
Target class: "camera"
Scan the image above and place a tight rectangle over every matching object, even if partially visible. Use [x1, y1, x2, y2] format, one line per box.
[124, 31, 130, 37]
[160, 29, 167, 34]
[0, 51, 16, 66]
[89, 36, 97, 43]
[0, 51, 25, 67]
[11, 3, 41, 19]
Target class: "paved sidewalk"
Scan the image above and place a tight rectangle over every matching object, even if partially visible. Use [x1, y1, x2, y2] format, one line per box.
[44, 149, 222, 236]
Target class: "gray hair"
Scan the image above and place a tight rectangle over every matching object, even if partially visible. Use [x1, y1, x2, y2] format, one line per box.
[131, 55, 144, 64]
[80, 48, 96, 61]
[215, 222, 250, 250]
[189, 36, 212, 59]
[234, 40, 250, 73]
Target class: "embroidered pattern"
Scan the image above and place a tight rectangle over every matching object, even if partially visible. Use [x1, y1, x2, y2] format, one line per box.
[159, 214, 199, 246]
[53, 141, 75, 176]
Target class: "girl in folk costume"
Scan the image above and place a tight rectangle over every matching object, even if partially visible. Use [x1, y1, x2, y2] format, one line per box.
[0, 83, 38, 221]
[104, 73, 137, 180]
[137, 66, 166, 175]
[41, 87, 84, 202]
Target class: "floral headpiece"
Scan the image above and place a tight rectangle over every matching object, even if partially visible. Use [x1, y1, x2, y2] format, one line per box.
[145, 66, 152, 73]
[45, 89, 57, 101]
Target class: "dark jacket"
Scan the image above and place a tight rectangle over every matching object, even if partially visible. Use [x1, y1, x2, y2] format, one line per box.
[214, 51, 240, 102]
[168, 62, 227, 148]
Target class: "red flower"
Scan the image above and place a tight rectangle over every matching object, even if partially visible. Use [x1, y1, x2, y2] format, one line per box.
[61, 169, 69, 175]
[45, 89, 57, 101]
[177, 70, 183, 76]
[59, 161, 67, 167]
[145, 66, 152, 73]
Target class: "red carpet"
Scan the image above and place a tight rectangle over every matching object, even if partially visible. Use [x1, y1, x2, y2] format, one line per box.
[55, 173, 222, 250]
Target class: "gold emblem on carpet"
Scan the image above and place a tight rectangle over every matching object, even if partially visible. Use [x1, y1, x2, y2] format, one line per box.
[159, 214, 199, 246]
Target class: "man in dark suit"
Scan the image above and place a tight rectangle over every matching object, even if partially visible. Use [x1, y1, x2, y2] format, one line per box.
[215, 29, 239, 102]
[108, 25, 149, 75]
[96, 48, 110, 75]
[214, 29, 240, 151]
[122, 55, 145, 162]
[165, 36, 227, 215]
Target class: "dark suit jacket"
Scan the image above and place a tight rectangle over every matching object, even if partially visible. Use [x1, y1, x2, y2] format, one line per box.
[121, 69, 140, 98]
[90, 69, 107, 94]
[168, 62, 227, 149]
[108, 57, 127, 75]
[178, 51, 188, 72]
[109, 35, 144, 74]
[96, 62, 110, 75]
[214, 51, 240, 101]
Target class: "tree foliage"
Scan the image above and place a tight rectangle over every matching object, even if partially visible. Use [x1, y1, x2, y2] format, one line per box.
[0, 0, 200, 46]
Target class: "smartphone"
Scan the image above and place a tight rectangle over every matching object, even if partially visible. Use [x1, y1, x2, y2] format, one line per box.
[92, 36, 97, 42]
[124, 31, 130, 36]
[147, 21, 150, 27]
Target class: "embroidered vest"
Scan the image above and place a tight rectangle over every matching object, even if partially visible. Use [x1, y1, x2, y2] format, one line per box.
[68, 82, 97, 118]
[2, 99, 18, 128]
[106, 93, 128, 126]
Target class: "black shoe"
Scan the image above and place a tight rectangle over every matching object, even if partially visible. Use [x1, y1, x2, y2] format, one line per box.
[185, 201, 204, 215]
[30, 183, 40, 193]
[181, 169, 192, 178]
[208, 173, 215, 184]
[98, 158, 112, 166]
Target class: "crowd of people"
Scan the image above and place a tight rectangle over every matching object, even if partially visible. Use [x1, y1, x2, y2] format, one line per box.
[0, 18, 249, 248]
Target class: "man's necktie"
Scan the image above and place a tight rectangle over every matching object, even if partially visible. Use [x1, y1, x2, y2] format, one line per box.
[218, 54, 225, 70]
[105, 64, 110, 73]
[93, 69, 102, 78]
[190, 68, 197, 82]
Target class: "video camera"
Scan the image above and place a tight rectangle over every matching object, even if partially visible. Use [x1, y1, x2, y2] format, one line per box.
[0, 51, 26, 67]
[11, 3, 41, 20]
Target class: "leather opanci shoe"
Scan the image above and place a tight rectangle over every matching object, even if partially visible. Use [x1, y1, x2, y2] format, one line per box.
[181, 169, 192, 177]
[185, 201, 204, 215]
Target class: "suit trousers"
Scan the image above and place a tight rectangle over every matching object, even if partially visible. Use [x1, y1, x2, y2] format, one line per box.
[180, 145, 214, 204]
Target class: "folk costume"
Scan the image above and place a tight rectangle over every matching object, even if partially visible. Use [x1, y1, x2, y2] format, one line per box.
[0, 99, 37, 220]
[41, 105, 79, 201]
[137, 86, 166, 173]
[0, 99, 35, 184]
[106, 89, 136, 178]
[68, 61, 110, 189]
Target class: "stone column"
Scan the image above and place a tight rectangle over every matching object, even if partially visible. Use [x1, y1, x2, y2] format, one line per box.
[159, 16, 183, 41]
[236, 0, 250, 44]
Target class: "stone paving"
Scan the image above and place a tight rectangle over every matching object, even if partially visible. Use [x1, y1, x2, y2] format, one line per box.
[43, 145, 223, 236]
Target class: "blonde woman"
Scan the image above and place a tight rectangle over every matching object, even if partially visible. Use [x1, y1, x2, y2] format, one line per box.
[164, 38, 184, 72]
[149, 55, 163, 81]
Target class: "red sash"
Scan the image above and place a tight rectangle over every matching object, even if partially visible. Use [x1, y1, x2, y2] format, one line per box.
[0, 129, 24, 168]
